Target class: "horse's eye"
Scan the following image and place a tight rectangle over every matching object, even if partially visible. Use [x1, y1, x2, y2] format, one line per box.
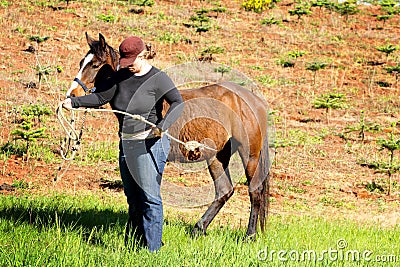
[92, 64, 100, 69]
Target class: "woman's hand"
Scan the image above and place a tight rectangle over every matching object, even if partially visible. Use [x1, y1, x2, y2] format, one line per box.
[61, 98, 72, 110]
[150, 127, 163, 138]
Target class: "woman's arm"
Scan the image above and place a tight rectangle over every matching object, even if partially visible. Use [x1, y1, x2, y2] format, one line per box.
[155, 72, 184, 131]
[70, 82, 117, 108]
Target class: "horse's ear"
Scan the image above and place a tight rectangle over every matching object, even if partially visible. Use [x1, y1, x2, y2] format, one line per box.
[85, 32, 96, 47]
[99, 33, 107, 51]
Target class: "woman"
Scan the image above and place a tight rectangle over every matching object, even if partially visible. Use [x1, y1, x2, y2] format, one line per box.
[62, 36, 184, 252]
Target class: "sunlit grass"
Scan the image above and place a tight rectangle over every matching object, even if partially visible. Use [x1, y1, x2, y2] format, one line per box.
[0, 193, 398, 266]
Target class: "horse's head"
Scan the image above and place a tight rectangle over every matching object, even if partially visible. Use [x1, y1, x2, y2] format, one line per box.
[66, 33, 157, 97]
[66, 32, 119, 97]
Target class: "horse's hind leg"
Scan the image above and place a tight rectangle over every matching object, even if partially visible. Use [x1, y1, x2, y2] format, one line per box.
[192, 150, 234, 236]
[246, 178, 264, 240]
[243, 155, 269, 240]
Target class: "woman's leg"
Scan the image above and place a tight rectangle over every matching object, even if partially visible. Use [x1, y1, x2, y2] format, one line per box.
[120, 135, 170, 252]
[119, 147, 146, 247]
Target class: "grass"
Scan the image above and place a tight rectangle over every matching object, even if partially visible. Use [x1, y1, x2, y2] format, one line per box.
[0, 193, 399, 266]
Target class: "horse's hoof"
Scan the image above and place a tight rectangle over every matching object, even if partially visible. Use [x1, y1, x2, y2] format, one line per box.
[191, 224, 206, 238]
[244, 233, 256, 242]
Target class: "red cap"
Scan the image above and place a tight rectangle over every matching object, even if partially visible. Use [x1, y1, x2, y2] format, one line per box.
[119, 36, 145, 68]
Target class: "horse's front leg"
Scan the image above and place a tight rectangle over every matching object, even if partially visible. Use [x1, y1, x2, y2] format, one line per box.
[192, 157, 233, 236]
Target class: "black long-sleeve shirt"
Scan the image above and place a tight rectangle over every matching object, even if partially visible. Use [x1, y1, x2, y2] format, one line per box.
[70, 66, 184, 136]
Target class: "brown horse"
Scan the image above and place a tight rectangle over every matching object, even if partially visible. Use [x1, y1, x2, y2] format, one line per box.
[66, 33, 272, 239]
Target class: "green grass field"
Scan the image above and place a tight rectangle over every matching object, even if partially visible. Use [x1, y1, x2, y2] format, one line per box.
[0, 193, 399, 267]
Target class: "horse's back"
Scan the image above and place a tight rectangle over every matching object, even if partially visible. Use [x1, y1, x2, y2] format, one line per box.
[167, 82, 268, 162]
[181, 81, 268, 134]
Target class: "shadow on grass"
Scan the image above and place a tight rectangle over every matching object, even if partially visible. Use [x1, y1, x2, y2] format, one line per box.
[0, 194, 201, 246]
[0, 202, 128, 231]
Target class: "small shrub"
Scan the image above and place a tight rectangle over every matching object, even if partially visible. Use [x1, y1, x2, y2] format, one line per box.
[313, 91, 348, 122]
[379, 0, 400, 15]
[276, 58, 295, 68]
[377, 14, 393, 27]
[287, 50, 306, 58]
[9, 104, 52, 161]
[311, 0, 332, 10]
[333, 0, 359, 21]
[358, 124, 400, 195]
[289, 4, 312, 20]
[199, 46, 225, 61]
[184, 10, 213, 34]
[130, 0, 154, 7]
[376, 44, 398, 60]
[261, 16, 282, 26]
[340, 111, 381, 141]
[28, 35, 50, 43]
[214, 66, 231, 77]
[385, 64, 400, 85]
[242, 0, 272, 13]
[306, 61, 328, 84]
[0, 142, 26, 157]
[365, 180, 385, 193]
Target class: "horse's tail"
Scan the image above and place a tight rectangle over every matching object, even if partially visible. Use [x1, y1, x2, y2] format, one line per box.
[258, 129, 270, 232]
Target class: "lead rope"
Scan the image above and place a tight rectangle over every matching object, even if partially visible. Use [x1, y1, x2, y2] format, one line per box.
[55, 103, 217, 179]
[54, 105, 89, 181]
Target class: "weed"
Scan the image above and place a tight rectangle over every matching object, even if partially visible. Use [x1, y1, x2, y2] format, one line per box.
[156, 32, 186, 44]
[11, 179, 29, 189]
[97, 13, 116, 23]
[14, 26, 25, 34]
[76, 141, 119, 165]
[257, 74, 278, 86]
[0, 1, 9, 7]
[287, 50, 307, 59]
[319, 196, 344, 208]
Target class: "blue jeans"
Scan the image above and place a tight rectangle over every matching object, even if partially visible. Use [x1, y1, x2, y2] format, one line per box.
[119, 135, 170, 252]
